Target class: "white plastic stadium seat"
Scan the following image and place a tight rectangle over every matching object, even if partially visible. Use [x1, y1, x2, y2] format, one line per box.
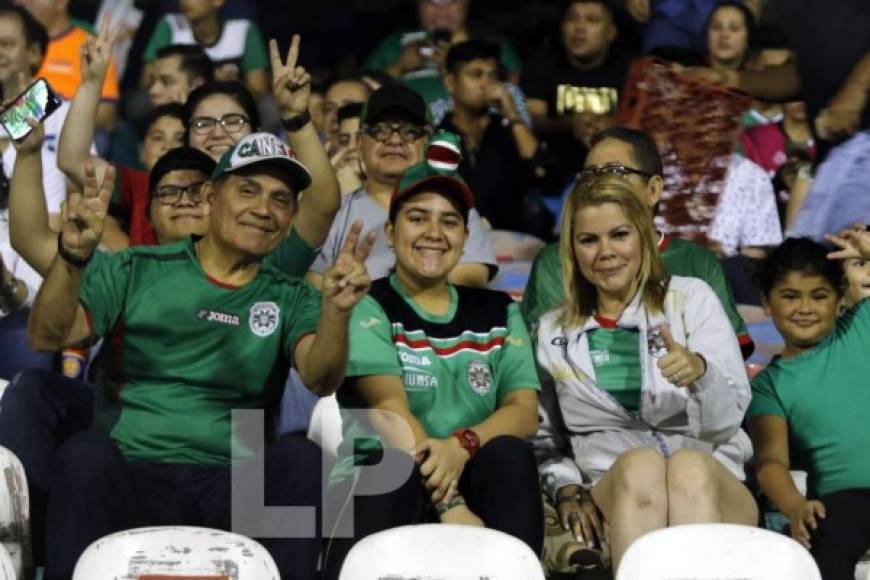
[72, 526, 279, 580]
[307, 394, 343, 457]
[0, 445, 30, 578]
[0, 543, 17, 580]
[616, 523, 821, 580]
[339, 523, 545, 580]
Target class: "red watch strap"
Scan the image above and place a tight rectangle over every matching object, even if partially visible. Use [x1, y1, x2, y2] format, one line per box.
[453, 428, 481, 458]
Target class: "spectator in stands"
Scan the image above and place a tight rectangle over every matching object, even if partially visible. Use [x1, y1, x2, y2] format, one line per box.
[142, 0, 269, 95]
[138, 103, 186, 171]
[332, 102, 365, 195]
[694, 1, 869, 239]
[0, 4, 89, 298]
[363, 0, 522, 121]
[0, 185, 29, 317]
[739, 101, 815, 177]
[535, 173, 756, 573]
[521, 127, 753, 356]
[16, 0, 119, 132]
[30, 132, 372, 580]
[183, 80, 259, 162]
[62, 34, 341, 256]
[148, 43, 215, 106]
[705, 1, 753, 72]
[308, 84, 498, 288]
[617, 0, 717, 55]
[322, 77, 370, 150]
[439, 40, 539, 233]
[322, 152, 542, 579]
[2, 144, 215, 566]
[704, 148, 782, 258]
[739, 101, 815, 227]
[701, 1, 783, 130]
[521, 0, 632, 194]
[111, 43, 214, 170]
[748, 229, 870, 580]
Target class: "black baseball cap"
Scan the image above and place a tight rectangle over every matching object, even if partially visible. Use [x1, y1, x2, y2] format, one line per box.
[360, 84, 433, 127]
[149, 147, 217, 195]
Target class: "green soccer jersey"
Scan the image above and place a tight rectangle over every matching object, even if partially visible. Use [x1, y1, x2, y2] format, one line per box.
[331, 275, 540, 482]
[363, 31, 521, 106]
[80, 238, 321, 465]
[264, 227, 319, 278]
[521, 234, 752, 354]
[587, 322, 642, 411]
[747, 299, 870, 498]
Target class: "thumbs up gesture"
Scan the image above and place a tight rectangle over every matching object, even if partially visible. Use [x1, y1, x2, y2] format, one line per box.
[656, 325, 707, 388]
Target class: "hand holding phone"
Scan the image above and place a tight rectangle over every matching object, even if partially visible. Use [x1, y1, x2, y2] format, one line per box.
[0, 78, 62, 143]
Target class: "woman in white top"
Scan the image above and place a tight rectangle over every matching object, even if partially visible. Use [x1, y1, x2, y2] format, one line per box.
[534, 174, 757, 571]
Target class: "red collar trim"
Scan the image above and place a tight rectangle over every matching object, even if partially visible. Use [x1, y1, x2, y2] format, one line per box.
[658, 232, 672, 251]
[593, 314, 619, 328]
[205, 273, 242, 290]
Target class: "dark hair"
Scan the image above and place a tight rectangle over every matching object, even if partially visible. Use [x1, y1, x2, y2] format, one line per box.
[752, 237, 845, 299]
[0, 3, 48, 74]
[140, 102, 185, 137]
[148, 146, 216, 195]
[562, 0, 614, 22]
[705, 1, 757, 67]
[183, 80, 260, 139]
[337, 102, 363, 124]
[155, 44, 215, 84]
[446, 39, 501, 75]
[588, 126, 663, 177]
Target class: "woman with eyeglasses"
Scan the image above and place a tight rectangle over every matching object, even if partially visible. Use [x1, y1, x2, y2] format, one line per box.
[534, 173, 756, 573]
[182, 80, 260, 162]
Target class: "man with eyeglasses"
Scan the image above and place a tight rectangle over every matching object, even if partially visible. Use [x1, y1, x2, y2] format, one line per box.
[308, 83, 497, 288]
[521, 127, 753, 357]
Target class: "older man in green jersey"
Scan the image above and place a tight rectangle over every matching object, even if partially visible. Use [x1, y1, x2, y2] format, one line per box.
[29, 129, 374, 580]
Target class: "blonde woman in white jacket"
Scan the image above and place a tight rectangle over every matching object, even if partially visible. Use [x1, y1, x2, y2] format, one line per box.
[534, 173, 756, 571]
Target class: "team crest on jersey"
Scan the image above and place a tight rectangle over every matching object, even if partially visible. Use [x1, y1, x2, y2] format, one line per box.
[249, 301, 280, 337]
[467, 360, 492, 396]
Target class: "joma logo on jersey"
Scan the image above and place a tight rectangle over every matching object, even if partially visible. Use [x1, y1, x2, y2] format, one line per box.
[197, 309, 240, 326]
[399, 351, 431, 366]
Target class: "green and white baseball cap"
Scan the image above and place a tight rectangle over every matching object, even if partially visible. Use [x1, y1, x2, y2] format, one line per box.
[211, 132, 312, 190]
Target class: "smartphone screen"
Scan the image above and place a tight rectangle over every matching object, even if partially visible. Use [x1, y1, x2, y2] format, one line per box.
[0, 78, 62, 142]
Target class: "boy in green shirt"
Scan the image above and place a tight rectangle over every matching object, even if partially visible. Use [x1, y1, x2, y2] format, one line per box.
[748, 230, 870, 580]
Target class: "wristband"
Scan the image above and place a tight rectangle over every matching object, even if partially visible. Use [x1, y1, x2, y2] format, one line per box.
[452, 428, 481, 459]
[434, 494, 466, 515]
[57, 233, 93, 268]
[281, 110, 311, 133]
[556, 493, 585, 504]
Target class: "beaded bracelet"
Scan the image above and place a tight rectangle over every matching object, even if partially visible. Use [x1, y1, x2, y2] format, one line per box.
[434, 495, 466, 515]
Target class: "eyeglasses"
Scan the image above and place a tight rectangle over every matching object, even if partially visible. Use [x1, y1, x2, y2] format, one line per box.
[152, 181, 205, 205]
[362, 123, 429, 143]
[189, 114, 250, 136]
[577, 164, 655, 180]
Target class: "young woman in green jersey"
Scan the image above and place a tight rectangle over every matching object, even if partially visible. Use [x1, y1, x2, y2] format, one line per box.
[748, 228, 870, 580]
[535, 173, 757, 572]
[323, 144, 542, 579]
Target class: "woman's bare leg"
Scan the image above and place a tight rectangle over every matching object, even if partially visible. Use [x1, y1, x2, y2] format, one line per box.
[666, 449, 758, 526]
[591, 447, 668, 570]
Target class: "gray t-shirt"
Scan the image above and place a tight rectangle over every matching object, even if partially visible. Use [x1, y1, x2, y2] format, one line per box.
[310, 187, 498, 279]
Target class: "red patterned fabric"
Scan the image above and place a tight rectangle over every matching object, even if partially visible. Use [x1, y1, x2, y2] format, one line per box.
[616, 58, 750, 247]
